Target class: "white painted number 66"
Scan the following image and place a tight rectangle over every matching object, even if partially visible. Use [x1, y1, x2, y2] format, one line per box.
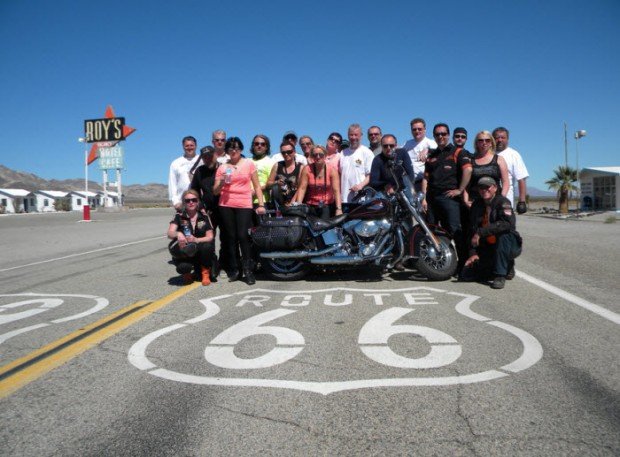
[204, 307, 461, 370]
[204, 309, 305, 369]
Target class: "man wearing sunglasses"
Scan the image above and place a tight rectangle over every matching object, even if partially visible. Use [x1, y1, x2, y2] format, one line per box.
[169, 135, 200, 211]
[369, 134, 414, 196]
[452, 127, 470, 153]
[211, 129, 229, 164]
[422, 123, 473, 273]
[340, 123, 375, 203]
[460, 176, 522, 289]
[402, 117, 437, 192]
[367, 125, 383, 156]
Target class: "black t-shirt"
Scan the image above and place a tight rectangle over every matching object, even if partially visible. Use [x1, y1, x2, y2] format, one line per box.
[469, 154, 501, 193]
[190, 164, 219, 210]
[171, 211, 213, 238]
[275, 161, 302, 203]
[424, 144, 472, 194]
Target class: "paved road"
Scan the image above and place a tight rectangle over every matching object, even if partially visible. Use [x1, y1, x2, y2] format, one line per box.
[1, 209, 618, 456]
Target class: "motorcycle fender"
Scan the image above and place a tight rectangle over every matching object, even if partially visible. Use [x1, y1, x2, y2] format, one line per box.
[407, 225, 451, 257]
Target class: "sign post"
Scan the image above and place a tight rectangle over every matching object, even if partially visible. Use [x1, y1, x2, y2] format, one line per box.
[98, 146, 125, 207]
[82, 105, 136, 211]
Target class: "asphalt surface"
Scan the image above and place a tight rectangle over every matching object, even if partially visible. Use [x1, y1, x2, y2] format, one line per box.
[1, 208, 618, 456]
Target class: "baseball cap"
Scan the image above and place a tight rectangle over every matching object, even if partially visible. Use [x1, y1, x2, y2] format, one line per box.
[478, 176, 497, 187]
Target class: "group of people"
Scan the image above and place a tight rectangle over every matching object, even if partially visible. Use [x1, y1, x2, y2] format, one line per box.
[167, 119, 529, 289]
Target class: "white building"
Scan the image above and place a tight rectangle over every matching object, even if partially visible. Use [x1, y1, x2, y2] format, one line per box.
[69, 191, 99, 211]
[34, 190, 70, 212]
[580, 167, 620, 211]
[0, 188, 36, 213]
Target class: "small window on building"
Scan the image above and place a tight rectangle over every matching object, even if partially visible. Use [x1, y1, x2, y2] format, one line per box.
[77, 198, 82, 206]
[1, 198, 7, 206]
[44, 199, 49, 207]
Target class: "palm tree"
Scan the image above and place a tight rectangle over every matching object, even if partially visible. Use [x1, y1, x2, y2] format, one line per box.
[546, 166, 578, 214]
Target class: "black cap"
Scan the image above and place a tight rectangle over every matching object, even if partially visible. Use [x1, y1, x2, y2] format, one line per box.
[283, 130, 298, 141]
[478, 176, 497, 187]
[453, 127, 467, 136]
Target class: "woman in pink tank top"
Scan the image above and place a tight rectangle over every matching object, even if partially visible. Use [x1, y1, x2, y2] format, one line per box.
[294, 145, 342, 219]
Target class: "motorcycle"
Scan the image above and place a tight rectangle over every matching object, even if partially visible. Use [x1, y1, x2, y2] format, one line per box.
[250, 159, 457, 281]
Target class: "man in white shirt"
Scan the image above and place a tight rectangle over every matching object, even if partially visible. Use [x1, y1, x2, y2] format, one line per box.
[168, 135, 200, 210]
[211, 129, 229, 164]
[493, 127, 529, 213]
[340, 123, 375, 202]
[401, 117, 437, 191]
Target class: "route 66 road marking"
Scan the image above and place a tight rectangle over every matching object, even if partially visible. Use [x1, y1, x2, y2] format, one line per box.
[0, 294, 109, 346]
[128, 287, 543, 395]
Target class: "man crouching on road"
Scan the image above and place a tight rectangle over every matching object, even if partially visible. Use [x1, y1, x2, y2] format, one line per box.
[460, 176, 522, 289]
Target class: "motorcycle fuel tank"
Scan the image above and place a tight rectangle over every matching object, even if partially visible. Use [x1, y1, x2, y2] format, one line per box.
[346, 198, 392, 220]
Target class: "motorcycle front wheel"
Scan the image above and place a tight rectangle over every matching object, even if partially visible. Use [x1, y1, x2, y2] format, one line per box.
[415, 235, 457, 281]
[264, 258, 309, 281]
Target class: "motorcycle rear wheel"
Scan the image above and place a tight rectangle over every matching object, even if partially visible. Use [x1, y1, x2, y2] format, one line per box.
[264, 258, 309, 281]
[415, 235, 457, 281]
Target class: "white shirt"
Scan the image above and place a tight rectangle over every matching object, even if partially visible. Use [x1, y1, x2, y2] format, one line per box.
[339, 145, 374, 202]
[499, 146, 529, 206]
[401, 137, 437, 182]
[271, 153, 308, 165]
[215, 153, 230, 165]
[168, 154, 199, 206]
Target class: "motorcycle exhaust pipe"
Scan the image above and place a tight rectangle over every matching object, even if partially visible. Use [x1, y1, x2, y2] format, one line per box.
[260, 243, 341, 260]
[311, 235, 393, 265]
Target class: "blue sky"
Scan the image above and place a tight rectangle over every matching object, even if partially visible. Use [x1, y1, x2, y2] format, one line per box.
[0, 0, 618, 191]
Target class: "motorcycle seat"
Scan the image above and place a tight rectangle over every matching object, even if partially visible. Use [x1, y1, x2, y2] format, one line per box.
[306, 214, 348, 231]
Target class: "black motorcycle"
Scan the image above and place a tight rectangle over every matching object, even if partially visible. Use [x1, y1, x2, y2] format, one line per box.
[250, 160, 457, 281]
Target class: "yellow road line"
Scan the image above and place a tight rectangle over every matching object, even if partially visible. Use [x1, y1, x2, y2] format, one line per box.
[0, 282, 200, 399]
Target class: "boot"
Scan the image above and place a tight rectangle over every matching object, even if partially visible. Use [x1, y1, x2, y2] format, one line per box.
[201, 266, 211, 286]
[228, 269, 240, 282]
[243, 260, 256, 285]
[182, 273, 194, 285]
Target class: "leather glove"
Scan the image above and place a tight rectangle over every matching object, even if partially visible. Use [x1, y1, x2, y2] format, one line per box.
[516, 201, 527, 214]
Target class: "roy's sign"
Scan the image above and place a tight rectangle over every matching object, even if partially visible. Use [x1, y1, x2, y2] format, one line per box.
[84, 117, 126, 143]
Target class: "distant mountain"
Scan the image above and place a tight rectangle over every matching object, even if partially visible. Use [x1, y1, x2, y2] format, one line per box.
[528, 186, 555, 197]
[0, 165, 167, 201]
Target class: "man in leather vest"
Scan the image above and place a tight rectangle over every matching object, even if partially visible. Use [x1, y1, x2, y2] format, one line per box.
[460, 176, 522, 289]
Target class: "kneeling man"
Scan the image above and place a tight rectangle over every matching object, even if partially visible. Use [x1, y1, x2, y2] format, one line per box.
[461, 176, 522, 289]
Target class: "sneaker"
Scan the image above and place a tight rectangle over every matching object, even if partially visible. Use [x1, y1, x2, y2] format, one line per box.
[491, 276, 506, 289]
[506, 263, 515, 280]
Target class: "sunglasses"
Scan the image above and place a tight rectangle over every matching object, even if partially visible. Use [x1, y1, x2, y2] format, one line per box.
[213, 138, 225, 142]
[312, 153, 325, 158]
[434, 132, 449, 137]
[281, 150, 295, 155]
[454, 134, 467, 139]
[328, 137, 341, 144]
[478, 186, 492, 191]
[300, 142, 312, 147]
[382, 143, 396, 148]
[476, 138, 492, 143]
[253, 141, 266, 146]
[184, 198, 198, 203]
[412, 127, 424, 132]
